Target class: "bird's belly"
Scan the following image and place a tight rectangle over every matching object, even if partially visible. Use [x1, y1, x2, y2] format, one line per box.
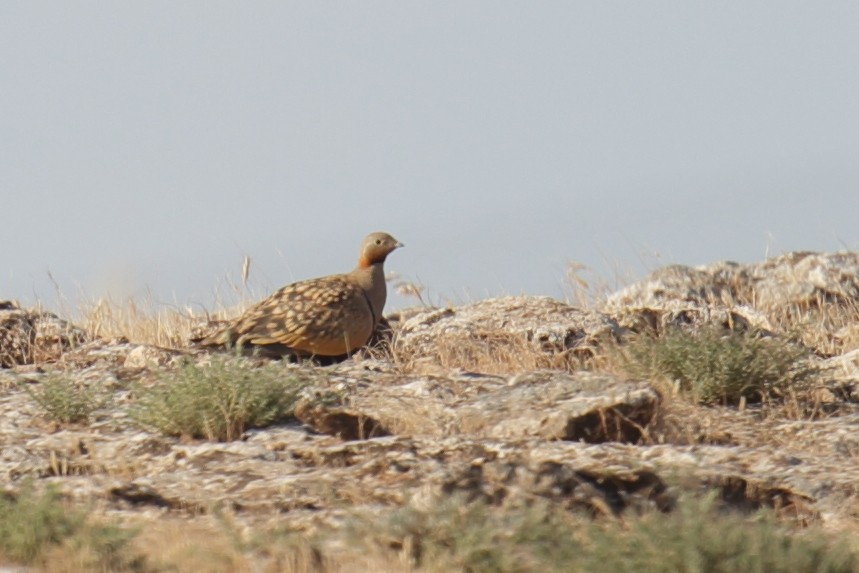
[289, 321, 374, 356]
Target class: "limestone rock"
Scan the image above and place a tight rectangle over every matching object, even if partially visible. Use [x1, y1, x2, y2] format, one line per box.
[820, 349, 859, 402]
[0, 301, 88, 367]
[123, 344, 180, 369]
[295, 370, 655, 445]
[604, 251, 859, 352]
[454, 372, 658, 443]
[393, 296, 620, 370]
[606, 252, 859, 312]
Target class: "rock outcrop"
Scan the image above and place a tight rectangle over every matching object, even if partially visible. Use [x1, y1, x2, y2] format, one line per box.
[604, 251, 859, 355]
[0, 301, 88, 367]
[390, 296, 621, 372]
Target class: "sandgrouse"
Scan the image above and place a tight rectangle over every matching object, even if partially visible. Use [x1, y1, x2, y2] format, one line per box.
[199, 232, 403, 359]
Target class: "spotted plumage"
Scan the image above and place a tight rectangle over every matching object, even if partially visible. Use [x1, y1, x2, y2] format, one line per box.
[199, 232, 402, 358]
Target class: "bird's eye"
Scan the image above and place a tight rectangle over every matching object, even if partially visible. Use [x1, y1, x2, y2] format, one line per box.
[375, 239, 382, 245]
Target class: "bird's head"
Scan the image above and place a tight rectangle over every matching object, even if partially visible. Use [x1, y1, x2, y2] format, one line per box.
[358, 232, 403, 267]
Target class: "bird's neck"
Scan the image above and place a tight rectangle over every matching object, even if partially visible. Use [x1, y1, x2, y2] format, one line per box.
[350, 262, 387, 321]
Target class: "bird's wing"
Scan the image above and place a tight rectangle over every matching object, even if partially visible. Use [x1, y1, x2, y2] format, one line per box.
[216, 275, 375, 356]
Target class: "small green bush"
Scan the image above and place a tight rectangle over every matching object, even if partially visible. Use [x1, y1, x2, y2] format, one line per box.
[25, 374, 106, 424]
[0, 481, 143, 570]
[368, 496, 582, 572]
[343, 494, 858, 573]
[0, 481, 85, 563]
[581, 493, 857, 573]
[622, 326, 817, 405]
[131, 357, 306, 441]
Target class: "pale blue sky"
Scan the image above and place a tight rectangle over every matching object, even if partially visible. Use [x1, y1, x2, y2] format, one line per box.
[2, 2, 857, 311]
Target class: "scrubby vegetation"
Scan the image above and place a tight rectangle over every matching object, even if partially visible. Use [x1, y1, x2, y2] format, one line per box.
[621, 326, 818, 406]
[130, 357, 307, 441]
[7, 489, 852, 573]
[0, 481, 146, 571]
[24, 373, 107, 424]
[329, 493, 859, 573]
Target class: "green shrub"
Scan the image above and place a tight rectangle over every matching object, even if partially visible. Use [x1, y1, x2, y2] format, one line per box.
[372, 496, 582, 572]
[581, 493, 857, 573]
[622, 326, 817, 405]
[342, 493, 858, 573]
[131, 357, 307, 441]
[0, 481, 143, 570]
[25, 374, 106, 424]
[71, 521, 147, 573]
[0, 481, 85, 563]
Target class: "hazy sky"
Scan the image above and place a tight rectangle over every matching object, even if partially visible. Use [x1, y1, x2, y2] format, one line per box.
[2, 2, 858, 311]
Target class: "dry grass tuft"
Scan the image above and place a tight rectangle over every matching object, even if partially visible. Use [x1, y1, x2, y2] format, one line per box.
[79, 296, 225, 348]
[765, 293, 859, 356]
[75, 278, 266, 348]
[127, 515, 410, 573]
[387, 330, 584, 376]
[564, 260, 635, 309]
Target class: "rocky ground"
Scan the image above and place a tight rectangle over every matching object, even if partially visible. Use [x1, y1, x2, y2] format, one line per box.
[1, 251, 859, 571]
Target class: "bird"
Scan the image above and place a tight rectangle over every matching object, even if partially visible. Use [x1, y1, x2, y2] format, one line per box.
[198, 232, 403, 360]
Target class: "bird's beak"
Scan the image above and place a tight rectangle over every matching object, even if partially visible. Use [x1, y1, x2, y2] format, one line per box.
[395, 241, 405, 249]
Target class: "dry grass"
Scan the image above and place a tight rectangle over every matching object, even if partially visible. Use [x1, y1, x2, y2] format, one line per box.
[73, 274, 270, 347]
[128, 519, 250, 573]
[564, 260, 636, 309]
[79, 296, 201, 348]
[764, 293, 859, 356]
[642, 387, 776, 446]
[387, 330, 583, 376]
[125, 516, 410, 573]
